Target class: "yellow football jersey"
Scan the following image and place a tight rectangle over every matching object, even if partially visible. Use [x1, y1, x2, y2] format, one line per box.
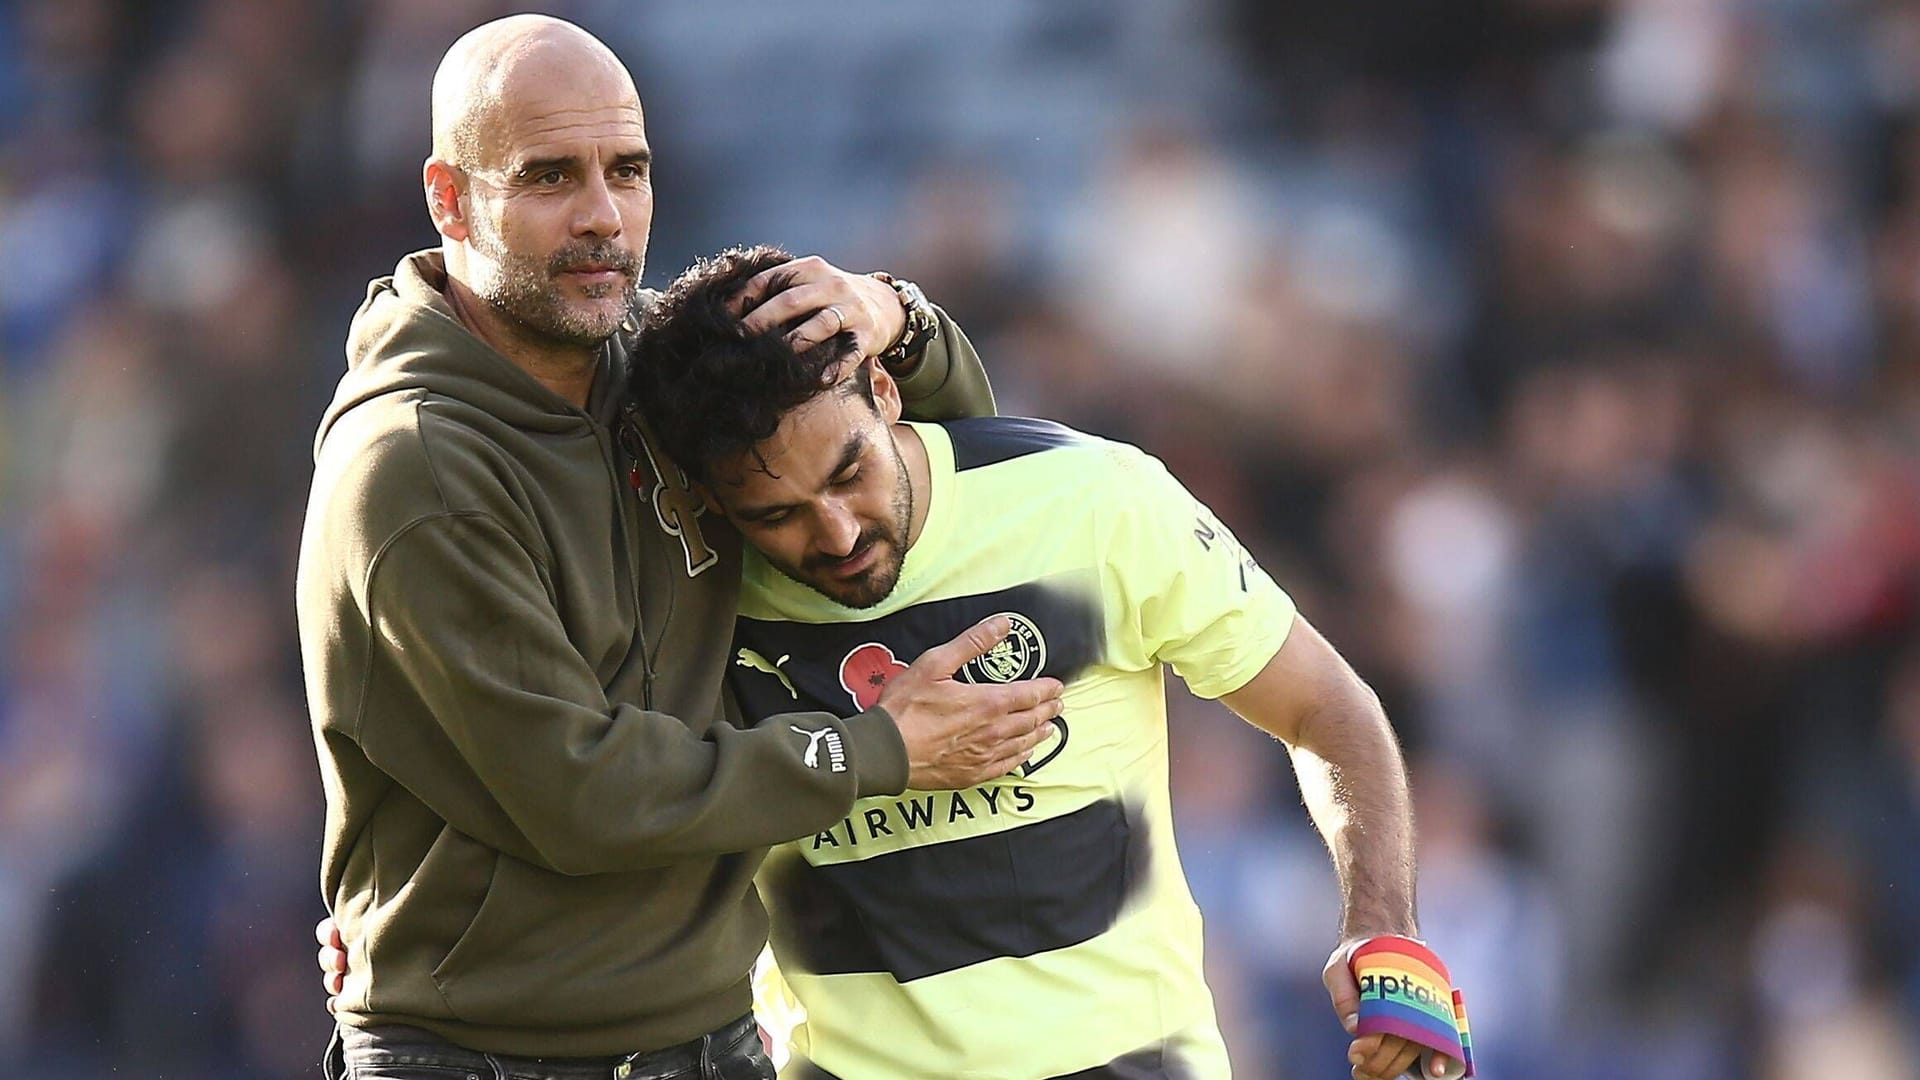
[731, 419, 1296, 1080]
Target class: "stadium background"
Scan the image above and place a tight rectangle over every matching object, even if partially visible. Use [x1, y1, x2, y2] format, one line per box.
[5, 0, 1920, 1076]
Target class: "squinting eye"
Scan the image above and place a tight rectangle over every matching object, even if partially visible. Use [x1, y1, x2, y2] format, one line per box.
[537, 170, 565, 185]
[613, 164, 646, 181]
[832, 469, 861, 487]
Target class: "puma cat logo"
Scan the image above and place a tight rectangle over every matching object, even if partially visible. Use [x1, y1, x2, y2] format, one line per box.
[790, 725, 846, 772]
[737, 648, 798, 699]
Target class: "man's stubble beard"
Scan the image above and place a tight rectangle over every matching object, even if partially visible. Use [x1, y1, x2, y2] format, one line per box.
[778, 441, 915, 610]
[467, 211, 643, 348]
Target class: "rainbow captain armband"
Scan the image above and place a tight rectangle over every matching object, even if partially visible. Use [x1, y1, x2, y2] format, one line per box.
[1348, 936, 1474, 1079]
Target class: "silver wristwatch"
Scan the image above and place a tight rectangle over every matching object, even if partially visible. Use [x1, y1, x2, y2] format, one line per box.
[871, 272, 938, 368]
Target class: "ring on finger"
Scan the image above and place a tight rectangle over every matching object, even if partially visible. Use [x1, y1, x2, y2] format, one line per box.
[825, 305, 845, 334]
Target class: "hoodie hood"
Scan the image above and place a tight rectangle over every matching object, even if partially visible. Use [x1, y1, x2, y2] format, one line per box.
[320, 250, 615, 458]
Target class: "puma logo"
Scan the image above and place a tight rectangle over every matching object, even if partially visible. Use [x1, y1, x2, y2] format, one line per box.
[790, 725, 846, 772]
[736, 648, 798, 699]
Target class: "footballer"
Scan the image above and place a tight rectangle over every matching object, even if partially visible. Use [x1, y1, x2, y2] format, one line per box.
[625, 246, 1449, 1080]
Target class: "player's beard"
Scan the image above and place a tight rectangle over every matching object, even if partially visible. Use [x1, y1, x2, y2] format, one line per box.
[467, 212, 642, 347]
[783, 443, 914, 610]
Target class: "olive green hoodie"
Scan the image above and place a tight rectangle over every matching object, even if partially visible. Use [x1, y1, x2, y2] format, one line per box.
[297, 250, 994, 1056]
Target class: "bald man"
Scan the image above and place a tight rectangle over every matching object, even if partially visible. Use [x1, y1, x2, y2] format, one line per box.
[297, 15, 1060, 1080]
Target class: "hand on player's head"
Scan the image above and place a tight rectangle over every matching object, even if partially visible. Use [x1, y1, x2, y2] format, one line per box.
[732, 255, 906, 357]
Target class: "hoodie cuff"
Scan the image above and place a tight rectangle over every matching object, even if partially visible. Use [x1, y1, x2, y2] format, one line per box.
[891, 304, 995, 420]
[843, 707, 910, 798]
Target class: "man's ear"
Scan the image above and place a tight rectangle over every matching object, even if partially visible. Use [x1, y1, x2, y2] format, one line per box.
[696, 483, 723, 517]
[868, 355, 903, 425]
[423, 158, 471, 242]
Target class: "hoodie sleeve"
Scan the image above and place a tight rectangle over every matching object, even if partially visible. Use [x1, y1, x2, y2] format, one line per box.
[352, 510, 909, 876]
[892, 303, 997, 420]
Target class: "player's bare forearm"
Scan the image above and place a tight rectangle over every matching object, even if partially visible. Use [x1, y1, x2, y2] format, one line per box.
[1222, 617, 1418, 940]
[1290, 696, 1416, 940]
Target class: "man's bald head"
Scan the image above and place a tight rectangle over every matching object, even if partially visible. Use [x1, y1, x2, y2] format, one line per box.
[431, 14, 639, 171]
[421, 14, 653, 359]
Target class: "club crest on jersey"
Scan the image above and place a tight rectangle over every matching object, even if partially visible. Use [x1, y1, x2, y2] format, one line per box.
[840, 642, 909, 711]
[958, 612, 1047, 684]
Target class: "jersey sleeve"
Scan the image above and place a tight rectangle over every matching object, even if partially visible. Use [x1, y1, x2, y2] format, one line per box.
[1100, 446, 1296, 699]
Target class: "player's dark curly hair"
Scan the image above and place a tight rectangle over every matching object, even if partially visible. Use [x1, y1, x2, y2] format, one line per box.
[628, 245, 867, 484]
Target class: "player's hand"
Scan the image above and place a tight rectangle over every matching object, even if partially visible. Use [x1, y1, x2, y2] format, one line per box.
[880, 615, 1064, 790]
[316, 915, 347, 1012]
[1349, 1033, 1436, 1080]
[732, 255, 906, 357]
[1323, 939, 1449, 1079]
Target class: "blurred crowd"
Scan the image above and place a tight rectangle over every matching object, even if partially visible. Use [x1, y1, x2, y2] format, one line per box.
[7, 0, 1920, 1076]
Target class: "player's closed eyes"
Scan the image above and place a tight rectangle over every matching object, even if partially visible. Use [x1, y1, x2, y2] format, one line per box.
[742, 465, 865, 528]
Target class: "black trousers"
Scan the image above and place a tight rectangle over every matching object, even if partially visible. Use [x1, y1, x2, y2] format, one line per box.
[323, 1014, 774, 1080]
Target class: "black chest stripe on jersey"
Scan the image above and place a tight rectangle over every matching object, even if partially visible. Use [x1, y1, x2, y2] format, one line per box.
[731, 580, 1103, 723]
[1044, 1044, 1190, 1080]
[789, 1046, 1188, 1080]
[943, 415, 1086, 471]
[763, 796, 1150, 983]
